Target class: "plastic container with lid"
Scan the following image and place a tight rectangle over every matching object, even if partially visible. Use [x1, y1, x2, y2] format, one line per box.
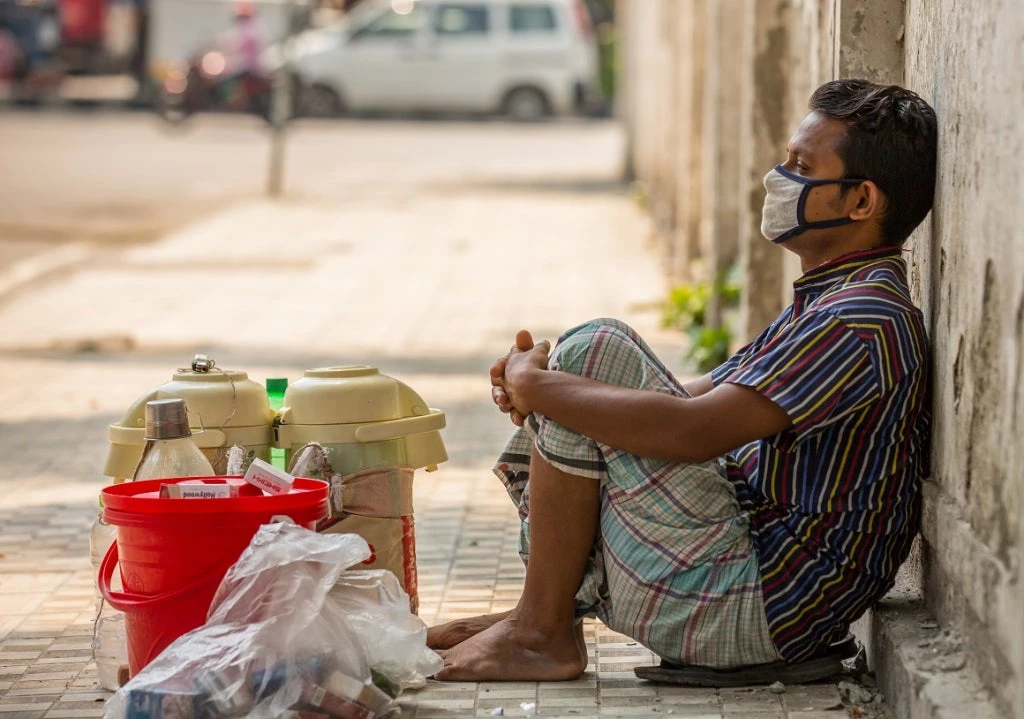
[103, 356, 275, 482]
[275, 366, 446, 612]
[275, 366, 447, 476]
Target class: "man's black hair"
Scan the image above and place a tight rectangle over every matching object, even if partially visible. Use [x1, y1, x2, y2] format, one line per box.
[810, 79, 938, 246]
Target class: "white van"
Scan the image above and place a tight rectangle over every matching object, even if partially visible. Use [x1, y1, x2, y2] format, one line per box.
[289, 0, 601, 120]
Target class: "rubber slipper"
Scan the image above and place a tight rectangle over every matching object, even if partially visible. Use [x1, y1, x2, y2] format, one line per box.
[634, 634, 858, 687]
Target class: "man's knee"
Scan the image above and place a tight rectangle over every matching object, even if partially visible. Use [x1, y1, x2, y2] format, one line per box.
[552, 318, 649, 387]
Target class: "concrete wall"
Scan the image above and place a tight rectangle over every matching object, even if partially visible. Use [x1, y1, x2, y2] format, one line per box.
[617, 0, 1023, 715]
[901, 1, 1024, 714]
[618, 0, 680, 274]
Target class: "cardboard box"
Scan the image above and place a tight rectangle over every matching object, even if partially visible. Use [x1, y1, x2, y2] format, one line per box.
[319, 514, 418, 614]
[160, 482, 237, 499]
[244, 458, 295, 495]
[159, 479, 260, 499]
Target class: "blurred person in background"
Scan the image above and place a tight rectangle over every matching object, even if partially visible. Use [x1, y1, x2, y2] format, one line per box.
[217, 1, 267, 81]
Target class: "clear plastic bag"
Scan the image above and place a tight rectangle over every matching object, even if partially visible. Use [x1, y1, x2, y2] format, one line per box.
[104, 522, 443, 719]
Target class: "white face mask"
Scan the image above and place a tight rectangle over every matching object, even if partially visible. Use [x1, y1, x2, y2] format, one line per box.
[761, 165, 866, 243]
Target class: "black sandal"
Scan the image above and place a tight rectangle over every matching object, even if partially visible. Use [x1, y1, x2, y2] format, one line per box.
[634, 634, 858, 687]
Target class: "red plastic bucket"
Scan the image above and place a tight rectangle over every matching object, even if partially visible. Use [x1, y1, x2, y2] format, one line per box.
[98, 476, 329, 677]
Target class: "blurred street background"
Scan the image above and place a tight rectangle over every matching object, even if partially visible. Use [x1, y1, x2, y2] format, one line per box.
[1, 0, 1020, 716]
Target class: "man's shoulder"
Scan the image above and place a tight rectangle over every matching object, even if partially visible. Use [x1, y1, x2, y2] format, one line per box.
[808, 263, 929, 381]
[813, 261, 924, 329]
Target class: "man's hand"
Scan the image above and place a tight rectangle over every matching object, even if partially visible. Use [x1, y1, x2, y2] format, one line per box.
[490, 330, 551, 427]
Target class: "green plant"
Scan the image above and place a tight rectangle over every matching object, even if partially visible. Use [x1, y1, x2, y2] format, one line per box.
[661, 272, 742, 373]
[661, 282, 711, 332]
[687, 326, 733, 373]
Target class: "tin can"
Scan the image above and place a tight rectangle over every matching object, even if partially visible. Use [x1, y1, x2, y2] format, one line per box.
[125, 688, 197, 719]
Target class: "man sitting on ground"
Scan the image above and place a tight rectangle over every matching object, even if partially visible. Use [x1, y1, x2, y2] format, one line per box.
[428, 79, 937, 682]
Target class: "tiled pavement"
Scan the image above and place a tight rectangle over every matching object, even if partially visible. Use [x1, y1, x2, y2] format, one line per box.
[0, 117, 880, 718]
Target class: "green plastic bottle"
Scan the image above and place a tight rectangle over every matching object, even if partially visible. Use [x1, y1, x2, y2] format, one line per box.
[266, 378, 288, 470]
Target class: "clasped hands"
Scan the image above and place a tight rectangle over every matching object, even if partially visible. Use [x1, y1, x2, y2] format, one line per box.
[489, 329, 551, 426]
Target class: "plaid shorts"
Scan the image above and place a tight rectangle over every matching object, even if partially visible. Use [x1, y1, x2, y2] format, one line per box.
[493, 319, 780, 668]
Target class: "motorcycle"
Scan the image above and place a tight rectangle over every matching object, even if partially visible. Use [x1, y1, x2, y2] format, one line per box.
[157, 46, 274, 124]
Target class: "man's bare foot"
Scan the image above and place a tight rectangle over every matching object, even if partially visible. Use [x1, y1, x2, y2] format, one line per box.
[427, 611, 512, 650]
[434, 614, 586, 682]
[429, 613, 589, 667]
[575, 621, 589, 669]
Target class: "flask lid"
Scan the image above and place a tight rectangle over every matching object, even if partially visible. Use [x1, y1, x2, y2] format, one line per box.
[144, 399, 192, 440]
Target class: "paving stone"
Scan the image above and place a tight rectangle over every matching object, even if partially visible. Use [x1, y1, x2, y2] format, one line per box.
[478, 689, 538, 700]
[411, 698, 477, 711]
[778, 688, 845, 716]
[543, 696, 602, 709]
[538, 686, 598, 698]
[659, 708, 722, 718]
[599, 687, 661, 698]
[598, 694, 661, 708]
[717, 688, 792, 717]
[0, 701, 52, 714]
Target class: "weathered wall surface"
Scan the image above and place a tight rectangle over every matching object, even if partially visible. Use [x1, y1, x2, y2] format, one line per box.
[901, 0, 1024, 713]
[618, 0, 1023, 715]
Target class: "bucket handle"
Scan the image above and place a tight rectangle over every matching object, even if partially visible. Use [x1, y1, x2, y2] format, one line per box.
[98, 540, 219, 611]
[97, 516, 299, 610]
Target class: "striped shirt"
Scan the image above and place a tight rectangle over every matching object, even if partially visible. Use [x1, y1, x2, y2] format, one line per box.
[712, 247, 930, 661]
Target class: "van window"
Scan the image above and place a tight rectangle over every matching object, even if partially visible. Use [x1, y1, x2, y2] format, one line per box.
[435, 4, 489, 36]
[510, 5, 558, 33]
[351, 5, 422, 40]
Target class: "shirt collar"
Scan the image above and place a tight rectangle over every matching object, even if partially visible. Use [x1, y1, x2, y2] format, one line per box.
[793, 246, 905, 298]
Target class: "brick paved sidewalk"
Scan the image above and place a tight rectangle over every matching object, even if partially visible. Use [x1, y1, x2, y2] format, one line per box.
[0, 142, 880, 717]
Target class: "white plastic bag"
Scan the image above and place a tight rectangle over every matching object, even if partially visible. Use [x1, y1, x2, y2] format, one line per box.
[104, 522, 442, 719]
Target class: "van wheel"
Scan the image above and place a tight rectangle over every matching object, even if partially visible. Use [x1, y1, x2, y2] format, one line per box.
[299, 83, 344, 118]
[502, 87, 550, 122]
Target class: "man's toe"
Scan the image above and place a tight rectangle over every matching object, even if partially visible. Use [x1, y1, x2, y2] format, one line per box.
[433, 662, 463, 681]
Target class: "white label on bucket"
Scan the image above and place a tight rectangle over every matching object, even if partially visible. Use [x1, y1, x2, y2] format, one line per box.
[244, 458, 294, 496]
[160, 483, 236, 499]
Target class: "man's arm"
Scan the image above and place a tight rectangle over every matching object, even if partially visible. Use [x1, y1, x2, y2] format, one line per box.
[494, 344, 716, 419]
[507, 355, 792, 464]
[681, 372, 715, 398]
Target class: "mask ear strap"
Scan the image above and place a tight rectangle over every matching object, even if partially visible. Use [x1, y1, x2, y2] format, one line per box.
[796, 183, 814, 227]
[794, 175, 864, 228]
[771, 216, 856, 245]
[771, 224, 809, 244]
[803, 217, 857, 231]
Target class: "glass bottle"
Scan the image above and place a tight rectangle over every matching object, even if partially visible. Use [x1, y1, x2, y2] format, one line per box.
[89, 496, 127, 690]
[91, 399, 214, 689]
[134, 398, 215, 480]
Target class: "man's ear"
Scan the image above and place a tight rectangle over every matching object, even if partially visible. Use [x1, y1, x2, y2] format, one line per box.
[848, 180, 886, 222]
